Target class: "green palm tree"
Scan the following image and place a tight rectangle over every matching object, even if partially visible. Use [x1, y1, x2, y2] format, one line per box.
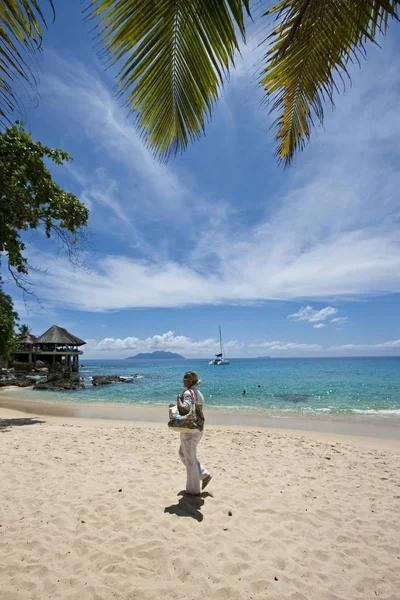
[0, 1, 398, 165]
[17, 323, 30, 340]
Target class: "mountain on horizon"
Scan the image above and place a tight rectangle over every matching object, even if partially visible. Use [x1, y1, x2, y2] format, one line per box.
[126, 350, 185, 360]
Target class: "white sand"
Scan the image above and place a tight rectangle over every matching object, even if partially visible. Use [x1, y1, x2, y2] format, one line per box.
[1, 406, 400, 600]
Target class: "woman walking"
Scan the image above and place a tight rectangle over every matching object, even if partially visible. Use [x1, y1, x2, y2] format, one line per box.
[177, 371, 212, 496]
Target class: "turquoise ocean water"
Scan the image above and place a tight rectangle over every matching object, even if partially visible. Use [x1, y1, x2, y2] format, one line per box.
[10, 357, 400, 417]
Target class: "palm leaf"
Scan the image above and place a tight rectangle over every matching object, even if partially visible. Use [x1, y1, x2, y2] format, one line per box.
[261, 0, 399, 166]
[0, 0, 55, 125]
[88, 0, 251, 159]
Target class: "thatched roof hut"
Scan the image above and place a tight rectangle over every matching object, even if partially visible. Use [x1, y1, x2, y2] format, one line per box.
[19, 334, 38, 346]
[36, 325, 86, 347]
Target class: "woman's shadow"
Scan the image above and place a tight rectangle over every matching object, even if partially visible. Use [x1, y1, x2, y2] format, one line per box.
[164, 491, 212, 522]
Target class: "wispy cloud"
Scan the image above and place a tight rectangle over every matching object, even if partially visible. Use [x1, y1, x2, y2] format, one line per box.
[250, 337, 400, 356]
[249, 341, 324, 352]
[41, 56, 212, 233]
[328, 340, 400, 352]
[313, 323, 326, 329]
[288, 306, 338, 323]
[17, 42, 400, 311]
[331, 317, 348, 324]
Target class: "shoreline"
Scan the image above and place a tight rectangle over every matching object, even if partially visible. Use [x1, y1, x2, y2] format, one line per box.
[1, 394, 400, 446]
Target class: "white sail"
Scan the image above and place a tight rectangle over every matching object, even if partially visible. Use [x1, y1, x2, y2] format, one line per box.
[209, 326, 230, 365]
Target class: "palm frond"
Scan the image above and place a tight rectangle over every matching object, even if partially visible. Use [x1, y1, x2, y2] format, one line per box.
[88, 0, 251, 160]
[0, 0, 55, 125]
[261, 0, 399, 166]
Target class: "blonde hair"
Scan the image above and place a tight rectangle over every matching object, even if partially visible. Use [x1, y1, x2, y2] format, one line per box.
[184, 371, 202, 386]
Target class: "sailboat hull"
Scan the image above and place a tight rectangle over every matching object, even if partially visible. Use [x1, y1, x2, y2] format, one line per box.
[209, 359, 230, 365]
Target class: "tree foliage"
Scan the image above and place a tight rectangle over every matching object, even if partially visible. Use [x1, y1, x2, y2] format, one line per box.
[0, 1, 398, 165]
[89, 0, 251, 160]
[0, 287, 18, 359]
[0, 122, 89, 278]
[17, 323, 31, 340]
[0, 1, 54, 123]
[262, 0, 400, 165]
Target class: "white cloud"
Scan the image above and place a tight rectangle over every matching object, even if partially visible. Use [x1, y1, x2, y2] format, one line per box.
[331, 317, 348, 324]
[80, 333, 400, 358]
[25, 232, 400, 310]
[85, 331, 241, 358]
[289, 307, 350, 329]
[289, 306, 338, 323]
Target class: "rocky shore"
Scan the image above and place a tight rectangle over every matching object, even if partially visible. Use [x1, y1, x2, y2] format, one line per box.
[1, 367, 143, 392]
[0, 377, 33, 388]
[92, 375, 139, 386]
[0, 362, 47, 389]
[1, 361, 84, 392]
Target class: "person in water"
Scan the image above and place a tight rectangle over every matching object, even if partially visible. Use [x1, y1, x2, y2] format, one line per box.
[242, 388, 246, 396]
[176, 371, 212, 496]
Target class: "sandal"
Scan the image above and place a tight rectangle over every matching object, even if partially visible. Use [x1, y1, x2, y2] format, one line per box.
[202, 475, 212, 490]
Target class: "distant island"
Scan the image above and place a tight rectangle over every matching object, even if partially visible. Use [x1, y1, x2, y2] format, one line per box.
[126, 351, 185, 360]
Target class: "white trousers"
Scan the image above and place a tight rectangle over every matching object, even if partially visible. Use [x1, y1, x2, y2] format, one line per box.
[179, 431, 209, 495]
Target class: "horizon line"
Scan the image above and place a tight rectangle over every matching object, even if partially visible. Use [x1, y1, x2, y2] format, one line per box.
[82, 355, 400, 360]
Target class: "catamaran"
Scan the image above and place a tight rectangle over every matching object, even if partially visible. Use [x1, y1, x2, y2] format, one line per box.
[209, 326, 230, 365]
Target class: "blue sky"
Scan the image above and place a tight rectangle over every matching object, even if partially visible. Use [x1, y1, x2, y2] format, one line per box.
[6, 1, 400, 358]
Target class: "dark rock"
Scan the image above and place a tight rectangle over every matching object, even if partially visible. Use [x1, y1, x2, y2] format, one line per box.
[92, 375, 137, 386]
[274, 577, 278, 581]
[118, 489, 122, 493]
[0, 376, 33, 388]
[34, 371, 84, 391]
[10, 361, 35, 372]
[228, 511, 233, 516]
[14, 378, 33, 388]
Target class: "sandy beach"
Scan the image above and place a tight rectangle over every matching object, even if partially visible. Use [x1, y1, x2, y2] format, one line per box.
[1, 401, 400, 600]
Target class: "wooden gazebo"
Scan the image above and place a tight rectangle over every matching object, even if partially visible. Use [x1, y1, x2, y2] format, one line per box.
[14, 325, 85, 372]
